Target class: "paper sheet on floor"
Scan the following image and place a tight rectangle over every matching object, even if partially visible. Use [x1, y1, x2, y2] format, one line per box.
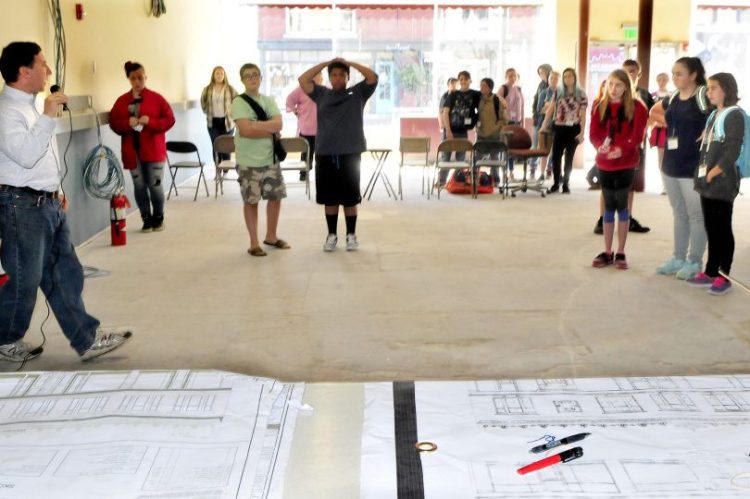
[362, 376, 750, 498]
[0, 370, 304, 499]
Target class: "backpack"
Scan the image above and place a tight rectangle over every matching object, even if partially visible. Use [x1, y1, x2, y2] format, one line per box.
[445, 168, 494, 195]
[492, 95, 501, 121]
[710, 106, 750, 178]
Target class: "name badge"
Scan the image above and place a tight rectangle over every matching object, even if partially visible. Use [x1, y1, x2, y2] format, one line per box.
[667, 137, 679, 150]
[698, 164, 707, 178]
[464, 117, 472, 126]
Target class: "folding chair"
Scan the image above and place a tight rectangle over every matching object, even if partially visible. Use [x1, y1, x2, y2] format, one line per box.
[502, 126, 551, 198]
[472, 140, 509, 199]
[398, 137, 431, 200]
[278, 137, 311, 199]
[213, 134, 236, 198]
[431, 139, 473, 199]
[166, 141, 209, 201]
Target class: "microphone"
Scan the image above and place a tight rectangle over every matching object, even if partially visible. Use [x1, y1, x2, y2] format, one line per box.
[50, 84, 68, 111]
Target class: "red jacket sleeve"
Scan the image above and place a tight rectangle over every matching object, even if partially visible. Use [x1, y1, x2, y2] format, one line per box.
[589, 102, 607, 149]
[109, 94, 132, 136]
[144, 93, 175, 133]
[620, 101, 648, 159]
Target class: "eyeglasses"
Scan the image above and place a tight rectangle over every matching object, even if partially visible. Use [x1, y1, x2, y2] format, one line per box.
[242, 73, 261, 81]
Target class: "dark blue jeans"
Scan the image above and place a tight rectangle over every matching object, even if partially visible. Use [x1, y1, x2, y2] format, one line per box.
[0, 186, 99, 354]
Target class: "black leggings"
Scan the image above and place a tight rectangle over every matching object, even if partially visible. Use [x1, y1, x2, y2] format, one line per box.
[701, 196, 734, 277]
[600, 169, 634, 218]
[550, 124, 581, 187]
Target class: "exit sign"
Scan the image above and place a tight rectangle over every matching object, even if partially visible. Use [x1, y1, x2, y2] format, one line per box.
[623, 24, 638, 41]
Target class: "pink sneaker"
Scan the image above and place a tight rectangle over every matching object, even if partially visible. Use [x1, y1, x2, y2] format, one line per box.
[687, 272, 713, 286]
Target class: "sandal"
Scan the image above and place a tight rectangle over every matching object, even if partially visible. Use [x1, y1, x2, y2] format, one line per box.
[248, 247, 267, 257]
[263, 239, 290, 249]
[614, 253, 628, 270]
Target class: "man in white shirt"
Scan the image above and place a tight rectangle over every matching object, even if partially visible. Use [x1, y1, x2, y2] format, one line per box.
[0, 41, 133, 363]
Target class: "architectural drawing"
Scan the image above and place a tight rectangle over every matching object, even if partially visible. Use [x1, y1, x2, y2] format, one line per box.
[0, 370, 304, 499]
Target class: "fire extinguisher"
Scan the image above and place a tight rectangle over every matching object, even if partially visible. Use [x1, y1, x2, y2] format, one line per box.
[110, 189, 131, 246]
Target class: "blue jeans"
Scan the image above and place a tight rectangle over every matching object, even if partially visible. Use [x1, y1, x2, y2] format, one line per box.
[662, 174, 706, 264]
[130, 160, 165, 221]
[0, 186, 99, 354]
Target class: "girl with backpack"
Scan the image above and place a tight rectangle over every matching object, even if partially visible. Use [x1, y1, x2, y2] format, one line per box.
[589, 69, 648, 270]
[542, 68, 587, 194]
[649, 57, 710, 281]
[687, 73, 745, 295]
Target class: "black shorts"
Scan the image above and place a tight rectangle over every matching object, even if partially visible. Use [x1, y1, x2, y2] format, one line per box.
[599, 168, 635, 192]
[315, 153, 362, 206]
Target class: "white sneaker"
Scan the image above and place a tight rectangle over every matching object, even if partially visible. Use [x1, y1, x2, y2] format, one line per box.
[323, 234, 338, 252]
[0, 340, 43, 362]
[346, 233, 359, 251]
[80, 328, 133, 361]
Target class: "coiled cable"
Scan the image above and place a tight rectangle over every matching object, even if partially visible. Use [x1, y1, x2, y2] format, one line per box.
[82, 108, 125, 199]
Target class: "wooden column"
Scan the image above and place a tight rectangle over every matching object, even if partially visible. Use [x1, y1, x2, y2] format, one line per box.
[578, 0, 590, 89]
[637, 0, 654, 89]
[633, 0, 654, 192]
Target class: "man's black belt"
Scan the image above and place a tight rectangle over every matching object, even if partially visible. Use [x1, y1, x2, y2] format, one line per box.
[0, 185, 59, 198]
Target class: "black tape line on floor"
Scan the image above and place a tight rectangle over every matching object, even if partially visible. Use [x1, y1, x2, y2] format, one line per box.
[393, 381, 425, 499]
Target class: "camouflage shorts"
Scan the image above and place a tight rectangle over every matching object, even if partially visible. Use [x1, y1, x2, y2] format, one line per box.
[238, 164, 287, 204]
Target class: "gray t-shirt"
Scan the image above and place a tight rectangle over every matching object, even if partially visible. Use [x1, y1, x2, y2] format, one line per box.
[308, 80, 378, 155]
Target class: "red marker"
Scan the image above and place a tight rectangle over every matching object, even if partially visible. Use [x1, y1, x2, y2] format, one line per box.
[517, 447, 583, 475]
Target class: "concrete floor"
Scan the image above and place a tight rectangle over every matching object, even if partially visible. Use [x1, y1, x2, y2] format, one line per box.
[10, 161, 750, 380]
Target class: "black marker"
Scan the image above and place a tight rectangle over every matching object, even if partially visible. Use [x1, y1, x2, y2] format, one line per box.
[530, 432, 590, 454]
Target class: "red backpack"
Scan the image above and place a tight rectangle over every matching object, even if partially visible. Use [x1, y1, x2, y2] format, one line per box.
[445, 169, 495, 194]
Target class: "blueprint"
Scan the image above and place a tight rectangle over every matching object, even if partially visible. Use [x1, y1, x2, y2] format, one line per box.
[362, 376, 750, 498]
[0, 370, 304, 499]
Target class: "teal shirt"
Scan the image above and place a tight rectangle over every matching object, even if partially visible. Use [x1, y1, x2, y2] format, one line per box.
[231, 93, 280, 168]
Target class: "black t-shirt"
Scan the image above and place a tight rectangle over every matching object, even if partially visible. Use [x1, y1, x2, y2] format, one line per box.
[445, 89, 481, 133]
[662, 92, 710, 178]
[637, 87, 655, 110]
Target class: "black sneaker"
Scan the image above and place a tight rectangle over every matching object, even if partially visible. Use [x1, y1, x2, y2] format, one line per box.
[562, 185, 570, 194]
[593, 217, 603, 235]
[141, 217, 153, 233]
[547, 184, 559, 194]
[151, 216, 164, 232]
[629, 217, 650, 233]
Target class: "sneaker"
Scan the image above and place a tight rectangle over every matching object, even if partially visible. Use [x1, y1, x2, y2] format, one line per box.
[0, 340, 43, 363]
[323, 234, 338, 252]
[151, 216, 164, 232]
[593, 217, 603, 235]
[80, 328, 133, 361]
[346, 233, 359, 251]
[708, 276, 732, 295]
[561, 185, 570, 194]
[547, 184, 559, 194]
[614, 253, 628, 270]
[687, 272, 713, 287]
[656, 258, 685, 276]
[629, 217, 650, 233]
[592, 252, 614, 268]
[141, 217, 153, 233]
[675, 261, 701, 280]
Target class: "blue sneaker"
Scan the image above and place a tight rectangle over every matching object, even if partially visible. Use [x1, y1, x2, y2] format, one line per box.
[675, 261, 701, 280]
[708, 277, 732, 295]
[687, 272, 713, 286]
[656, 258, 685, 275]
